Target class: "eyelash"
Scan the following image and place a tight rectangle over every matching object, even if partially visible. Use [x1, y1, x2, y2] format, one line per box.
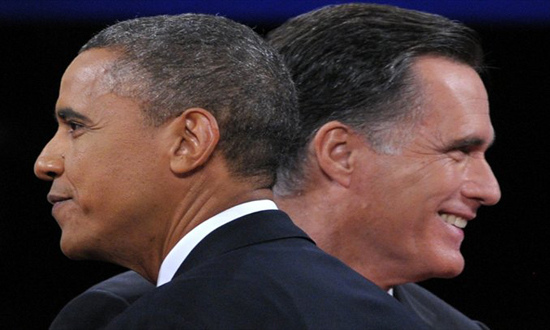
[456, 147, 472, 154]
[67, 121, 85, 134]
[445, 148, 469, 162]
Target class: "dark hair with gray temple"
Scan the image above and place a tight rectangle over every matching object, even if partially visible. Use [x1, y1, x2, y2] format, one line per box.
[267, 3, 483, 195]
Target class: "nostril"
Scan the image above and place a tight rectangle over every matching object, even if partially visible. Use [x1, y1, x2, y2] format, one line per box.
[46, 171, 58, 178]
[34, 153, 64, 180]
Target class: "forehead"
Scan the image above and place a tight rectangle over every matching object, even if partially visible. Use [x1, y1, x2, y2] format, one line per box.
[412, 56, 494, 143]
[57, 49, 118, 110]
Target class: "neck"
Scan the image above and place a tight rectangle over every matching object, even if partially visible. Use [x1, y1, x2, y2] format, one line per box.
[132, 168, 273, 283]
[276, 189, 415, 291]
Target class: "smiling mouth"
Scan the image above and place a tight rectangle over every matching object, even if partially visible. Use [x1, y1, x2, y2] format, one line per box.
[440, 213, 467, 229]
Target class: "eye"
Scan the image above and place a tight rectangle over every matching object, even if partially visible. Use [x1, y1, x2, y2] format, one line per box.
[447, 146, 471, 162]
[70, 121, 82, 131]
[457, 146, 472, 154]
[68, 121, 85, 136]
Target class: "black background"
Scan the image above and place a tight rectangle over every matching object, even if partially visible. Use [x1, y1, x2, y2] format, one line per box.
[1, 10, 549, 330]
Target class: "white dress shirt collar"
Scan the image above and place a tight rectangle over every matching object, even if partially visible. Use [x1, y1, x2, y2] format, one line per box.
[156, 199, 278, 287]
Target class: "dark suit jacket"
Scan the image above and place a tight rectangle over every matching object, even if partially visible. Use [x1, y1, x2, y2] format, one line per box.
[52, 272, 488, 330]
[394, 283, 489, 329]
[50, 211, 486, 329]
[50, 271, 154, 330]
[104, 210, 427, 329]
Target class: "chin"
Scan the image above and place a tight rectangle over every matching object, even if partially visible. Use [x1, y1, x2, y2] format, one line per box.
[432, 253, 465, 279]
[413, 247, 466, 281]
[59, 233, 97, 261]
[60, 243, 87, 261]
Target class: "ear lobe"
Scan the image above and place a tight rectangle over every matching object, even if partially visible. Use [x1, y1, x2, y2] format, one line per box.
[168, 108, 220, 174]
[313, 121, 355, 188]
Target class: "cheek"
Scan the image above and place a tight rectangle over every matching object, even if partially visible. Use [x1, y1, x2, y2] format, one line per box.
[378, 162, 457, 226]
[67, 146, 134, 210]
[428, 161, 466, 196]
[410, 159, 463, 198]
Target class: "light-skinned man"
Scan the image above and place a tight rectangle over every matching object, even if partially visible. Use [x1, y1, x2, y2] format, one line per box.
[268, 3, 501, 328]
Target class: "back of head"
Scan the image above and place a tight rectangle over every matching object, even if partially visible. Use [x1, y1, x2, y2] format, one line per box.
[267, 3, 483, 195]
[81, 13, 298, 187]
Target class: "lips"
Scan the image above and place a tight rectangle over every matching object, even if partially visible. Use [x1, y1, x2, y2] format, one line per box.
[47, 193, 71, 205]
[47, 193, 73, 224]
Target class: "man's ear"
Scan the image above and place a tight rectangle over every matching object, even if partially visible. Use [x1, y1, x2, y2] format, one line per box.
[312, 121, 359, 188]
[167, 108, 220, 174]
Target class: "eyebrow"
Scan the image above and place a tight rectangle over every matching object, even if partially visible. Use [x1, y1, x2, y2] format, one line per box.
[446, 135, 495, 151]
[55, 107, 92, 123]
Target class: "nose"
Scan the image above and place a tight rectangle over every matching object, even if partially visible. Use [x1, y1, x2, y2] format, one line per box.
[463, 158, 501, 206]
[34, 141, 64, 181]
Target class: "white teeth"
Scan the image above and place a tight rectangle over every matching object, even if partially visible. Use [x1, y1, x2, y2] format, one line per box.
[440, 214, 467, 229]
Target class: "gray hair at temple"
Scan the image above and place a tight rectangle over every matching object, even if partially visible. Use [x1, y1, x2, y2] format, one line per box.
[81, 13, 298, 187]
[267, 3, 484, 195]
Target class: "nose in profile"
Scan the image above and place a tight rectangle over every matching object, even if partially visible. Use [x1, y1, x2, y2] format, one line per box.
[34, 142, 64, 181]
[463, 158, 501, 206]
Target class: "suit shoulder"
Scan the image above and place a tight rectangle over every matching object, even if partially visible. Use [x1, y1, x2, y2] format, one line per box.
[50, 271, 154, 330]
[106, 262, 428, 329]
[394, 283, 489, 329]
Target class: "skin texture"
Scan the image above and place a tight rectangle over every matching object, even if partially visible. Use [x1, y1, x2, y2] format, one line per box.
[34, 48, 271, 282]
[276, 56, 501, 290]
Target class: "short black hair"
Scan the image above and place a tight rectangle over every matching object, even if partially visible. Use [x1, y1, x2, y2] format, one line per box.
[81, 13, 298, 187]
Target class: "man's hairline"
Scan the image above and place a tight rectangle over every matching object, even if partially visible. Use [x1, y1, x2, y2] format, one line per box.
[81, 45, 167, 128]
[277, 54, 472, 195]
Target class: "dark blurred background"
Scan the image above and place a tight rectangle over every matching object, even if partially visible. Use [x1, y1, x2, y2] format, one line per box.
[1, 1, 548, 328]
